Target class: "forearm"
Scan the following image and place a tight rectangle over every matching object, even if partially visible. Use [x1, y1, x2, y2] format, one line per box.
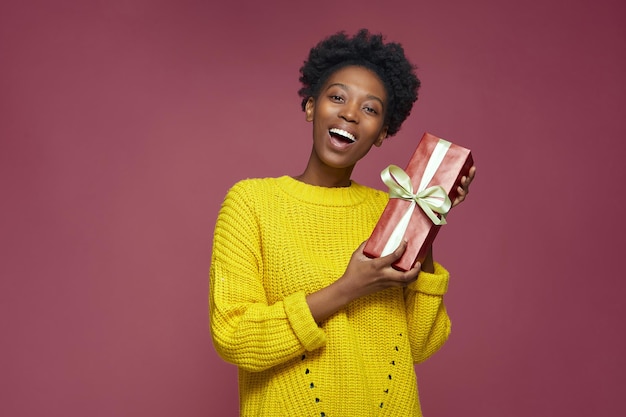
[306, 278, 354, 323]
[421, 246, 434, 273]
[307, 240, 423, 323]
[407, 296, 450, 363]
[211, 290, 326, 372]
[404, 261, 451, 363]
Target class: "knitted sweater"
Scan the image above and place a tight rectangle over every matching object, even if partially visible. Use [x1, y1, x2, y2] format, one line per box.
[209, 176, 451, 417]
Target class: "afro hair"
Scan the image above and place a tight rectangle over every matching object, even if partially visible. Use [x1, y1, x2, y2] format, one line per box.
[298, 29, 420, 137]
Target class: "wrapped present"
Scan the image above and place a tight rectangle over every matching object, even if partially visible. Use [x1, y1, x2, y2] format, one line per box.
[363, 132, 473, 271]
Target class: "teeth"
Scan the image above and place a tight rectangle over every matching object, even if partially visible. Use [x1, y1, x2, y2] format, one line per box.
[330, 128, 356, 142]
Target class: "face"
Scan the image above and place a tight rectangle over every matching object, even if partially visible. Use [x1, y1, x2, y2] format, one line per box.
[305, 65, 389, 174]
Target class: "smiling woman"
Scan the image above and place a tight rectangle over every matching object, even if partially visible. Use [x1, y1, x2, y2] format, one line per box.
[299, 66, 389, 187]
[209, 29, 475, 417]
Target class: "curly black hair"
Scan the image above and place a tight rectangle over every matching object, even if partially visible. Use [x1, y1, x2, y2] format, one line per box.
[298, 29, 420, 137]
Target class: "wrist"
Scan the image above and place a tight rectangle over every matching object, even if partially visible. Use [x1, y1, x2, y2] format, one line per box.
[333, 275, 357, 306]
[421, 246, 435, 273]
[306, 278, 352, 323]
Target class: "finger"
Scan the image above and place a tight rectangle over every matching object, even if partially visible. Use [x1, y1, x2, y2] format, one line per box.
[460, 171, 474, 193]
[468, 165, 477, 180]
[377, 240, 408, 265]
[354, 241, 368, 254]
[353, 241, 377, 264]
[401, 263, 421, 285]
[465, 166, 476, 187]
[452, 189, 466, 208]
[390, 240, 408, 260]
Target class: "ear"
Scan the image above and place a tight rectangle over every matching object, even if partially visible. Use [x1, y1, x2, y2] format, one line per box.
[305, 97, 315, 122]
[374, 126, 389, 147]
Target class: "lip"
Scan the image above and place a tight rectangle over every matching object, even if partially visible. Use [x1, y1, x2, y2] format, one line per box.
[327, 126, 358, 150]
[329, 127, 357, 142]
[327, 130, 355, 151]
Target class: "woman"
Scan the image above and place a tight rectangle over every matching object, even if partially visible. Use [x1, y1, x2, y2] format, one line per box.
[210, 29, 476, 416]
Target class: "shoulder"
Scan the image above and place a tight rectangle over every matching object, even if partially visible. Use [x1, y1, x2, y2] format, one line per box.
[216, 178, 280, 227]
[224, 177, 279, 198]
[219, 177, 287, 215]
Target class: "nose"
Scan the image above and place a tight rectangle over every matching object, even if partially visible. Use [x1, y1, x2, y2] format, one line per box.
[338, 101, 359, 123]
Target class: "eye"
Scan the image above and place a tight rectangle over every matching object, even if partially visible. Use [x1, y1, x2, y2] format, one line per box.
[329, 95, 344, 102]
[363, 105, 379, 115]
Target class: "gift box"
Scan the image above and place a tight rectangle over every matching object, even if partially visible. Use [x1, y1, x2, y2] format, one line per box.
[363, 132, 473, 271]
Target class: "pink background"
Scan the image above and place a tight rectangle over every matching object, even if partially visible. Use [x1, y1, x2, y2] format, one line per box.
[1, 0, 625, 416]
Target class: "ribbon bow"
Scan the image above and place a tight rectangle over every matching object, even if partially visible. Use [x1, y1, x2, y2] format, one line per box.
[381, 164, 451, 226]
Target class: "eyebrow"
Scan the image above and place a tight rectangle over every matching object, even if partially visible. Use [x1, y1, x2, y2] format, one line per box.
[326, 82, 386, 108]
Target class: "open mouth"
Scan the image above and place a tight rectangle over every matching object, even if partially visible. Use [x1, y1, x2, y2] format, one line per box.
[329, 128, 356, 144]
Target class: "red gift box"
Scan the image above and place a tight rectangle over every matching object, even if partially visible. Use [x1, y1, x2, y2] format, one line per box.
[363, 132, 473, 271]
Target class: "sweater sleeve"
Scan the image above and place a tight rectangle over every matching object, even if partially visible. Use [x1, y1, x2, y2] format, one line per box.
[209, 182, 327, 372]
[404, 261, 451, 364]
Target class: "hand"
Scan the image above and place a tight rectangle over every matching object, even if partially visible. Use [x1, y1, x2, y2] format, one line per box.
[306, 241, 421, 323]
[337, 240, 421, 300]
[452, 165, 476, 208]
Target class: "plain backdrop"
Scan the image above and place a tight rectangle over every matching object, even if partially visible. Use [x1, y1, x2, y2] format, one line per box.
[1, 0, 625, 416]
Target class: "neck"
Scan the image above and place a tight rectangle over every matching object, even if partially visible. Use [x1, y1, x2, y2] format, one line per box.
[295, 159, 354, 188]
[293, 173, 352, 188]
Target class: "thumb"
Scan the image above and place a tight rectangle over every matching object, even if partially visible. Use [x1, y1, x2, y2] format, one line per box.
[383, 240, 408, 262]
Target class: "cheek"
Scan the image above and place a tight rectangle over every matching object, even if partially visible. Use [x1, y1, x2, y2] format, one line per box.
[365, 120, 386, 138]
[312, 120, 329, 141]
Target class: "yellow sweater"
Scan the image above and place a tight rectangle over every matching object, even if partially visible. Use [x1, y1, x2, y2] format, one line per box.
[210, 176, 451, 416]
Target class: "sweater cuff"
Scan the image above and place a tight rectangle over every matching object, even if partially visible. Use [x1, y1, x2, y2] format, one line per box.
[284, 291, 327, 351]
[407, 261, 450, 295]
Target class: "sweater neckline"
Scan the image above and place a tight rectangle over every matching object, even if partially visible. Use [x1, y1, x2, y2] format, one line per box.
[275, 176, 372, 207]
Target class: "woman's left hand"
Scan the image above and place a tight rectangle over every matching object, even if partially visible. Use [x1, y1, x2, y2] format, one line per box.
[452, 165, 476, 208]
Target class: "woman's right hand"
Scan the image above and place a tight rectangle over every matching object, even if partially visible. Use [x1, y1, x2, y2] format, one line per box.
[339, 240, 421, 299]
[306, 241, 421, 323]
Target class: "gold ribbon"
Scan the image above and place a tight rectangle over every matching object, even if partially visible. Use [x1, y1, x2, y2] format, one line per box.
[381, 164, 451, 226]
